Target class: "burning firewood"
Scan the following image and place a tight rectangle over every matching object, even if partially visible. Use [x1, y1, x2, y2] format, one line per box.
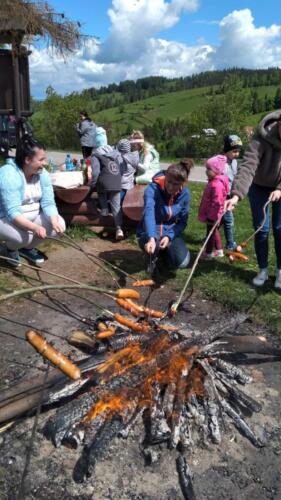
[33, 320, 281, 488]
[1, 310, 280, 496]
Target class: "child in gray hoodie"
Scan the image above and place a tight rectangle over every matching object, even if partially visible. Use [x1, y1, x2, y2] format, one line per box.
[91, 128, 124, 240]
[116, 138, 140, 203]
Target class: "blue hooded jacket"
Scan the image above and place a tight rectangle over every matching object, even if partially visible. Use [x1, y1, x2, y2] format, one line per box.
[136, 171, 190, 241]
[0, 159, 58, 222]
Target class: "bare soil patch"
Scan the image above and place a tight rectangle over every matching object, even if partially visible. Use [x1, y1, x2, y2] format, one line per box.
[0, 238, 280, 500]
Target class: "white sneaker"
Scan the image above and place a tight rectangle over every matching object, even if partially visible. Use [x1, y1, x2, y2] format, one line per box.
[252, 269, 268, 287]
[211, 249, 224, 258]
[115, 228, 124, 241]
[274, 269, 281, 290]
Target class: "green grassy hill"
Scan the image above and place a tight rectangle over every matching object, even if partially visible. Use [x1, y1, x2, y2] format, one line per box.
[93, 84, 280, 135]
[95, 86, 211, 126]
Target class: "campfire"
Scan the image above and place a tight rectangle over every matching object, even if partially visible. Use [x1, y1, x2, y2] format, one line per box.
[1, 286, 279, 498]
[0, 236, 280, 498]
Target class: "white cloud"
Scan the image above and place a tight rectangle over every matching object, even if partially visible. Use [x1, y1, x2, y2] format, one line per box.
[210, 9, 281, 69]
[28, 4, 281, 98]
[97, 0, 199, 63]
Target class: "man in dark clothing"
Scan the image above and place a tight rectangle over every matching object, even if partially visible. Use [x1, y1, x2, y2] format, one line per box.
[225, 110, 281, 288]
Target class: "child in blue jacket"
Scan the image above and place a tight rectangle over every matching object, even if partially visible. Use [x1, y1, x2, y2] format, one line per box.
[137, 159, 193, 274]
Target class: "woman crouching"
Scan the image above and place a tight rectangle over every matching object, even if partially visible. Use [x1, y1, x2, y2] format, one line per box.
[0, 136, 65, 267]
[137, 160, 194, 276]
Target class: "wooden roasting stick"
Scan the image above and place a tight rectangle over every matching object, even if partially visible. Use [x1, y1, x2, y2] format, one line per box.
[26, 331, 81, 380]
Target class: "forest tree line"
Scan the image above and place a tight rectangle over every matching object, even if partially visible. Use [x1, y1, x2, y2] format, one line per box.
[31, 70, 281, 158]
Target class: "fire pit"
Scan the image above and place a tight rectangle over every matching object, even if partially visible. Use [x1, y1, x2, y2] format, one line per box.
[0, 239, 280, 499]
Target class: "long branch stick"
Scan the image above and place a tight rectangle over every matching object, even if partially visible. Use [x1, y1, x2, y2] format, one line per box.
[0, 283, 116, 311]
[0, 255, 98, 288]
[241, 199, 271, 245]
[50, 233, 134, 280]
[170, 217, 223, 315]
[49, 234, 122, 287]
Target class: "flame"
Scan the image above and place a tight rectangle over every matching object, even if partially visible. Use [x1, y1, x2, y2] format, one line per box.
[95, 334, 171, 384]
[186, 365, 205, 399]
[82, 333, 206, 429]
[83, 391, 135, 424]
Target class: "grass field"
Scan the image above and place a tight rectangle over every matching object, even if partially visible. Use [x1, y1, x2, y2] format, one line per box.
[122, 181, 280, 337]
[166, 182, 281, 337]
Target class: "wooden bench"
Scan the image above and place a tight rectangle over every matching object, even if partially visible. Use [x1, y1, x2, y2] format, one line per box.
[54, 184, 146, 227]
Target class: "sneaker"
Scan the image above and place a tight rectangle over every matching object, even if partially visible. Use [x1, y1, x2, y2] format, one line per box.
[200, 251, 213, 260]
[6, 249, 21, 268]
[211, 249, 224, 258]
[115, 228, 124, 241]
[100, 208, 109, 217]
[252, 269, 268, 287]
[274, 269, 281, 290]
[19, 248, 45, 265]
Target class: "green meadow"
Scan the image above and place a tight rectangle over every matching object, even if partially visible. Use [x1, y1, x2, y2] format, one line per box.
[94, 84, 280, 133]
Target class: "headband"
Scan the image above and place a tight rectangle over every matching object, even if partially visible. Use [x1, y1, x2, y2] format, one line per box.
[129, 138, 144, 144]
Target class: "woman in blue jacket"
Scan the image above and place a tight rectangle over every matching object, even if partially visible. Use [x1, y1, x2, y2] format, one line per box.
[137, 159, 193, 274]
[0, 136, 65, 267]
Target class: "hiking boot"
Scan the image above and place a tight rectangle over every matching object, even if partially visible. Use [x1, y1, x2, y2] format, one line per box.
[274, 269, 281, 290]
[6, 249, 21, 267]
[252, 268, 268, 287]
[19, 248, 45, 265]
[211, 249, 224, 258]
[115, 228, 124, 241]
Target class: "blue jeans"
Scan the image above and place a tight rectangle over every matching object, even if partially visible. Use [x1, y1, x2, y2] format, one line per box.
[221, 210, 236, 249]
[248, 184, 281, 269]
[138, 235, 190, 269]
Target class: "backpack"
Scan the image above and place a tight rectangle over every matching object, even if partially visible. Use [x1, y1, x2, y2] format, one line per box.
[95, 153, 122, 192]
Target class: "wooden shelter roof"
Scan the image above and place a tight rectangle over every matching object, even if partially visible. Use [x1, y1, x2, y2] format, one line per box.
[0, 1, 81, 52]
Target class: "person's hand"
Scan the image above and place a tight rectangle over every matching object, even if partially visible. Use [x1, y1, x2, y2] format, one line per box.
[224, 195, 239, 211]
[159, 236, 170, 249]
[51, 219, 65, 234]
[269, 189, 281, 202]
[33, 225, 47, 239]
[145, 238, 156, 254]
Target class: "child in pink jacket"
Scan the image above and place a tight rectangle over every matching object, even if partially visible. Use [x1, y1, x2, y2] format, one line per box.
[198, 155, 229, 258]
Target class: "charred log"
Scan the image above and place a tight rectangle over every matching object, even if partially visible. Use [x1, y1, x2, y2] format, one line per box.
[176, 454, 196, 500]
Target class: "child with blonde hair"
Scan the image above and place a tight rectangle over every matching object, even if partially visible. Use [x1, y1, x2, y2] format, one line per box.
[129, 130, 160, 184]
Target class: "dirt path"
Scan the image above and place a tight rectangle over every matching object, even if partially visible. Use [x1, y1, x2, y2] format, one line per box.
[0, 238, 280, 499]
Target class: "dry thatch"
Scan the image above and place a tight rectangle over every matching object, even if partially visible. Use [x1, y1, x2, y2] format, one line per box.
[0, 0, 82, 54]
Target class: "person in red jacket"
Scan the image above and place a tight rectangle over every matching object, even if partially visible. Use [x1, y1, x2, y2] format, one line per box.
[198, 155, 229, 259]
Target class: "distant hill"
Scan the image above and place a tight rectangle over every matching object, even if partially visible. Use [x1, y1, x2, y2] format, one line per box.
[31, 68, 281, 157]
[93, 84, 280, 135]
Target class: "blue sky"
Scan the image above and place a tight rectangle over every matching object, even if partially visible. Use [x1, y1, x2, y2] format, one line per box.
[29, 0, 281, 98]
